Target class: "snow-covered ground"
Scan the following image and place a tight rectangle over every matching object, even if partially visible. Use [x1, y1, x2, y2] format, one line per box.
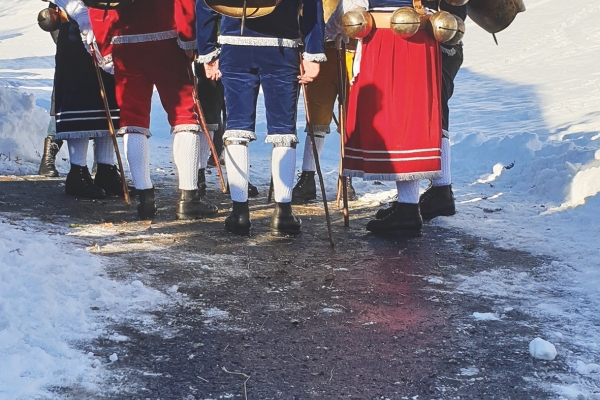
[1, 0, 600, 398]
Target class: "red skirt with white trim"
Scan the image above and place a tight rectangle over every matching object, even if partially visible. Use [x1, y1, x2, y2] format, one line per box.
[343, 28, 442, 181]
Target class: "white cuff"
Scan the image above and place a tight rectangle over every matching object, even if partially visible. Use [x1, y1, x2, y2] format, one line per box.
[303, 52, 328, 62]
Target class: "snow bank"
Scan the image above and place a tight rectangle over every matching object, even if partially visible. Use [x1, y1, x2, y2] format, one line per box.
[0, 217, 169, 399]
[0, 86, 51, 174]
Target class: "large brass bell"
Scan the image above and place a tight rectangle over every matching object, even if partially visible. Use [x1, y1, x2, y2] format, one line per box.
[445, 15, 465, 45]
[37, 8, 62, 32]
[444, 0, 469, 6]
[390, 7, 421, 39]
[341, 8, 374, 39]
[429, 10, 459, 43]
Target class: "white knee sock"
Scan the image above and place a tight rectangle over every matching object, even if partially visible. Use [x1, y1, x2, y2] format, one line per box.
[432, 137, 451, 186]
[198, 131, 214, 170]
[67, 138, 89, 167]
[173, 131, 200, 191]
[396, 180, 419, 204]
[301, 136, 325, 172]
[224, 141, 249, 202]
[93, 136, 115, 165]
[272, 146, 296, 203]
[124, 134, 152, 190]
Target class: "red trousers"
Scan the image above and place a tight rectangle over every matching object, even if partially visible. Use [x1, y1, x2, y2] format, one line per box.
[113, 39, 198, 133]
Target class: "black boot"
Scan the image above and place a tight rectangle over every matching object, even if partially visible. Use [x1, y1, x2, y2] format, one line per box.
[292, 171, 316, 203]
[65, 164, 106, 199]
[38, 137, 63, 177]
[137, 188, 157, 220]
[270, 202, 302, 235]
[94, 164, 124, 196]
[176, 189, 219, 220]
[366, 202, 422, 237]
[419, 184, 456, 220]
[345, 177, 357, 201]
[198, 168, 207, 197]
[225, 201, 252, 235]
[248, 182, 259, 198]
[225, 182, 260, 198]
[375, 201, 399, 219]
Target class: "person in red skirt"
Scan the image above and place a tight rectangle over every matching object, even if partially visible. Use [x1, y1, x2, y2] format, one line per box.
[88, 0, 219, 221]
[342, 0, 443, 236]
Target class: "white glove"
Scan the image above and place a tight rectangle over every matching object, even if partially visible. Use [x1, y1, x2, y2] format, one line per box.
[102, 61, 114, 75]
[55, 0, 94, 45]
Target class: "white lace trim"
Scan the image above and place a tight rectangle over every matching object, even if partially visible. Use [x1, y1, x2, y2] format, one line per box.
[111, 30, 178, 45]
[264, 134, 299, 147]
[117, 126, 153, 137]
[223, 130, 257, 141]
[343, 169, 441, 181]
[196, 48, 221, 63]
[54, 130, 110, 140]
[171, 124, 202, 134]
[303, 52, 327, 62]
[218, 35, 300, 48]
[178, 38, 197, 50]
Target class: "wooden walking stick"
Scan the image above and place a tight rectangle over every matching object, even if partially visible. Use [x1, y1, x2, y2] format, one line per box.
[89, 45, 131, 205]
[335, 41, 350, 226]
[189, 64, 227, 193]
[300, 57, 335, 247]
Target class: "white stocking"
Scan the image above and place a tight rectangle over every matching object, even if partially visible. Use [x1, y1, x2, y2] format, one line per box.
[224, 140, 250, 202]
[173, 131, 200, 190]
[272, 146, 296, 203]
[124, 134, 152, 190]
[396, 180, 419, 204]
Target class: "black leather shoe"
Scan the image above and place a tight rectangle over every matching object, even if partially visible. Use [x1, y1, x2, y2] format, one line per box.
[198, 168, 207, 197]
[137, 188, 157, 220]
[419, 184, 456, 220]
[375, 201, 399, 219]
[270, 202, 301, 235]
[176, 189, 219, 220]
[366, 202, 422, 237]
[94, 164, 124, 196]
[248, 182, 259, 198]
[225, 201, 252, 235]
[292, 171, 316, 203]
[38, 137, 63, 177]
[65, 164, 106, 199]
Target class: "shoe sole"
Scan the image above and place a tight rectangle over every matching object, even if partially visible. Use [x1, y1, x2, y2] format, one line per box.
[291, 196, 316, 205]
[421, 210, 456, 221]
[176, 211, 218, 220]
[367, 228, 422, 238]
[225, 226, 251, 235]
[270, 229, 301, 237]
[65, 190, 106, 200]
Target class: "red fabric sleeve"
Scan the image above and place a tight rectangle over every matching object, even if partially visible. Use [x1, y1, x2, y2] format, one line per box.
[89, 8, 117, 58]
[174, 0, 196, 44]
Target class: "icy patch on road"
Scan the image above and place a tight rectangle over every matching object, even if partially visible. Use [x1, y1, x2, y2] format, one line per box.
[472, 312, 500, 321]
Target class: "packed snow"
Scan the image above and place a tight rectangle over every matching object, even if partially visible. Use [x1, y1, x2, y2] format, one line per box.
[1, 0, 599, 398]
[530, 337, 558, 361]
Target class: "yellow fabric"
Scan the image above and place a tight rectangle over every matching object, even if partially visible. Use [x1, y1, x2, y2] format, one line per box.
[305, 47, 355, 131]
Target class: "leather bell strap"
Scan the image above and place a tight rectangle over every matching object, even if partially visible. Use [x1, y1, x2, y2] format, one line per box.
[413, 0, 425, 15]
